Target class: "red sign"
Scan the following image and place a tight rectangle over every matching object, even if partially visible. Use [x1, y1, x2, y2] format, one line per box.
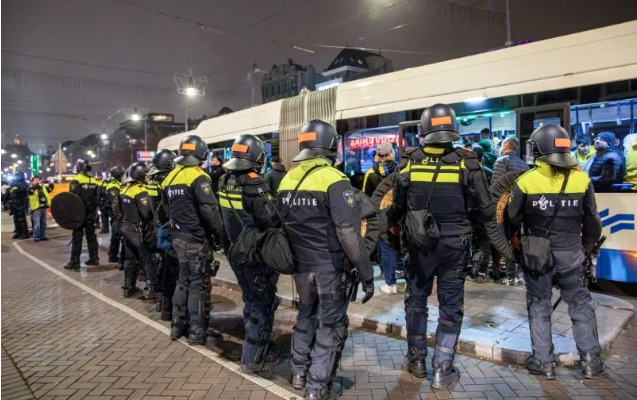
[347, 135, 399, 150]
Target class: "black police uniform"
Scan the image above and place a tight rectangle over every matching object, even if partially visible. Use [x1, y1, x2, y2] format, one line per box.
[281, 157, 374, 397]
[121, 181, 155, 297]
[219, 169, 281, 369]
[162, 164, 226, 344]
[106, 178, 124, 263]
[97, 178, 110, 233]
[148, 170, 180, 320]
[391, 104, 493, 387]
[507, 124, 604, 379]
[9, 175, 29, 239]
[67, 171, 100, 267]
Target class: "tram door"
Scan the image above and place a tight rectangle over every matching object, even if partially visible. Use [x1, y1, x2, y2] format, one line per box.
[515, 103, 571, 164]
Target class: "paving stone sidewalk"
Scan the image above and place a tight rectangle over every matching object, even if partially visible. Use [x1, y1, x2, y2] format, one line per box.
[4, 229, 637, 399]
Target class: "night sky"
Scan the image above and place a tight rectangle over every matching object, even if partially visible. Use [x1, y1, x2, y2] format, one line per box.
[2, 0, 637, 152]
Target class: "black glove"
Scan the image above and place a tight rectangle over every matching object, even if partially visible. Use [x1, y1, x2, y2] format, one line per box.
[361, 279, 374, 304]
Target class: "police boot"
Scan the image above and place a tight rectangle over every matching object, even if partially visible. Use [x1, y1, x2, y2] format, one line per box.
[580, 352, 604, 379]
[64, 260, 81, 270]
[431, 361, 460, 389]
[403, 346, 427, 378]
[187, 323, 207, 346]
[160, 294, 172, 321]
[304, 381, 343, 400]
[525, 355, 556, 380]
[142, 282, 157, 301]
[122, 268, 140, 298]
[170, 316, 187, 340]
[85, 258, 100, 266]
[290, 374, 306, 390]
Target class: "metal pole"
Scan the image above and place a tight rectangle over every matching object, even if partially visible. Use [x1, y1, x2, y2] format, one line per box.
[185, 103, 189, 132]
[144, 119, 148, 151]
[505, 0, 512, 46]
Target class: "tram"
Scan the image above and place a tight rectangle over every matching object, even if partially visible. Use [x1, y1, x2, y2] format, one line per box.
[159, 20, 637, 284]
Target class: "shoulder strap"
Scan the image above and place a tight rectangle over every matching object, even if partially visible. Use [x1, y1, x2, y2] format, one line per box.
[282, 164, 324, 222]
[545, 170, 570, 237]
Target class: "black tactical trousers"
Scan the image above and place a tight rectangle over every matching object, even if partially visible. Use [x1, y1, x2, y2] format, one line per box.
[71, 213, 98, 262]
[525, 263, 601, 363]
[109, 215, 124, 260]
[291, 271, 349, 393]
[122, 223, 156, 288]
[12, 209, 29, 237]
[231, 262, 279, 367]
[158, 251, 180, 316]
[405, 236, 467, 368]
[100, 208, 111, 233]
[172, 235, 210, 333]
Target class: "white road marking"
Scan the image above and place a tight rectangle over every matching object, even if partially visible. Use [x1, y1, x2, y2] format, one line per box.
[12, 239, 300, 400]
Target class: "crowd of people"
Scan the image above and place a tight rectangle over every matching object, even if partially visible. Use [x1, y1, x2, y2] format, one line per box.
[8, 102, 610, 399]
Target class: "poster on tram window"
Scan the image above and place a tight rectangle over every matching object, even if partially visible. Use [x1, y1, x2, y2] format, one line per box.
[343, 127, 401, 175]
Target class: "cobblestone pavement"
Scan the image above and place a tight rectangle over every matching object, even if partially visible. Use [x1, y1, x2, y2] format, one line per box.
[2, 230, 637, 399]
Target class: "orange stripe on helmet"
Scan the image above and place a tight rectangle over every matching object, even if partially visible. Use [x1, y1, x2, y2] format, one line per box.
[299, 132, 317, 143]
[232, 143, 249, 153]
[181, 143, 196, 151]
[554, 138, 570, 147]
[430, 116, 452, 126]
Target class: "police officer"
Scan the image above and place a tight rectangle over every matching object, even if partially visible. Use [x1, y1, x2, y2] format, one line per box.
[148, 149, 179, 321]
[120, 162, 155, 297]
[219, 134, 281, 372]
[106, 166, 126, 264]
[65, 159, 100, 269]
[280, 120, 374, 400]
[162, 135, 226, 345]
[390, 104, 493, 388]
[8, 172, 29, 239]
[507, 124, 604, 379]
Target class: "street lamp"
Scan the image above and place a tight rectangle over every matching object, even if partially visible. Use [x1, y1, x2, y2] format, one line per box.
[174, 68, 208, 132]
[125, 106, 149, 151]
[11, 153, 17, 159]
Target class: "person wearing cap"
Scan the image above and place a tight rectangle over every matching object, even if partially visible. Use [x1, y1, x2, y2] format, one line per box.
[572, 135, 595, 170]
[218, 135, 282, 372]
[27, 176, 51, 242]
[280, 119, 374, 400]
[361, 142, 400, 295]
[390, 103, 494, 388]
[162, 135, 227, 345]
[588, 131, 624, 186]
[265, 155, 287, 197]
[65, 159, 100, 269]
[504, 124, 604, 380]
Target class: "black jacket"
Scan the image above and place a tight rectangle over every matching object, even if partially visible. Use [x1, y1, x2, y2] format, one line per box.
[208, 165, 225, 195]
[362, 160, 398, 197]
[265, 164, 287, 197]
[588, 150, 624, 186]
[491, 151, 529, 183]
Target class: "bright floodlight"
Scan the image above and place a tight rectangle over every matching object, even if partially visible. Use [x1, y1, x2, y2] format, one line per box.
[101, 133, 109, 140]
[174, 69, 207, 96]
[17, 160, 23, 164]
[11, 153, 17, 158]
[131, 114, 141, 121]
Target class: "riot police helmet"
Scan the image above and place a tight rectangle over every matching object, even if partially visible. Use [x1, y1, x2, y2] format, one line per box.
[528, 124, 577, 168]
[109, 166, 126, 181]
[419, 103, 461, 143]
[14, 171, 26, 181]
[174, 135, 208, 166]
[292, 119, 339, 162]
[149, 149, 177, 176]
[223, 134, 266, 171]
[127, 162, 150, 183]
[75, 159, 92, 173]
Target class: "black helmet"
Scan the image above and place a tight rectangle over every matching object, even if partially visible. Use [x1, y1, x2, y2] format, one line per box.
[292, 119, 339, 162]
[174, 135, 208, 166]
[14, 171, 26, 181]
[75, 159, 92, 173]
[110, 166, 126, 180]
[127, 162, 150, 183]
[529, 124, 577, 168]
[223, 134, 266, 171]
[149, 149, 177, 176]
[420, 103, 461, 143]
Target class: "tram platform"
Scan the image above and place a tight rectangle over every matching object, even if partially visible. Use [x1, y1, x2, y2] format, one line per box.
[211, 258, 634, 366]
